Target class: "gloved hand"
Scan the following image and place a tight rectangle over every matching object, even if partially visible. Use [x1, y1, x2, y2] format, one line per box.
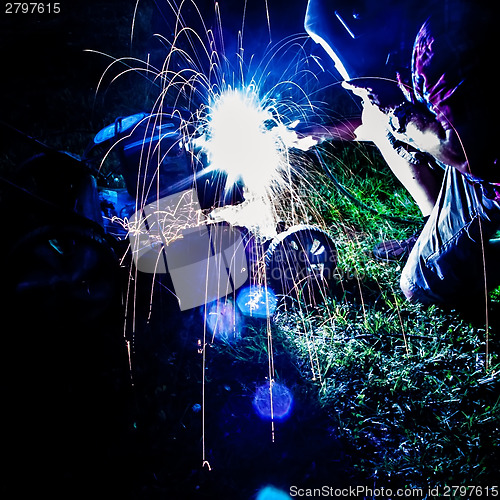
[342, 78, 467, 172]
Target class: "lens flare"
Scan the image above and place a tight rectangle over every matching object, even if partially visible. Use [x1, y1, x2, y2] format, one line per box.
[253, 381, 293, 421]
[205, 298, 243, 342]
[256, 486, 292, 500]
[236, 285, 278, 319]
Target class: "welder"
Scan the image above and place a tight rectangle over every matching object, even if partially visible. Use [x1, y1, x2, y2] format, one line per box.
[305, 0, 500, 307]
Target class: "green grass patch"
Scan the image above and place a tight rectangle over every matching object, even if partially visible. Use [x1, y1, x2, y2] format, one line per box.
[275, 300, 500, 488]
[270, 141, 500, 488]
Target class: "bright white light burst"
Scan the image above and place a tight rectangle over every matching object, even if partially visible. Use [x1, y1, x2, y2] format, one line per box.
[199, 86, 315, 199]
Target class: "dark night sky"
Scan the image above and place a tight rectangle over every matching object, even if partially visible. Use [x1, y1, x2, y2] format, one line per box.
[1, 0, 496, 160]
[2, 3, 498, 497]
[0, 0, 310, 147]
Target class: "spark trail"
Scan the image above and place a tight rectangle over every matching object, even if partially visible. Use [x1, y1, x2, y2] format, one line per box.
[96, 0, 340, 467]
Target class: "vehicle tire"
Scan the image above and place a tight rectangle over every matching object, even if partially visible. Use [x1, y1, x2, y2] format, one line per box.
[265, 224, 337, 304]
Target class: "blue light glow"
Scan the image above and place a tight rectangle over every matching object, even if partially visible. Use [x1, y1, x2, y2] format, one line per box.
[307, 32, 351, 81]
[253, 381, 293, 421]
[236, 285, 278, 319]
[197, 87, 316, 199]
[206, 299, 243, 342]
[93, 112, 147, 144]
[256, 486, 292, 500]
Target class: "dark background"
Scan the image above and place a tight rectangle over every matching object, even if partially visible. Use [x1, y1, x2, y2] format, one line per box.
[0, 0, 312, 158]
[0, 2, 353, 499]
[5, 1, 498, 498]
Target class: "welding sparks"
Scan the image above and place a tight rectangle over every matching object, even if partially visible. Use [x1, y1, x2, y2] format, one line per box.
[196, 86, 317, 200]
[96, 0, 335, 465]
[202, 87, 280, 196]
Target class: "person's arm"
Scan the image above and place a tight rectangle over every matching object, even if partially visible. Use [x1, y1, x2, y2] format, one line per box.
[345, 85, 443, 216]
[293, 118, 362, 144]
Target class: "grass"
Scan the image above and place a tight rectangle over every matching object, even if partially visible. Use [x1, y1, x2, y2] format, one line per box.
[2, 2, 499, 493]
[275, 300, 500, 487]
[265, 140, 500, 490]
[199, 133, 500, 492]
